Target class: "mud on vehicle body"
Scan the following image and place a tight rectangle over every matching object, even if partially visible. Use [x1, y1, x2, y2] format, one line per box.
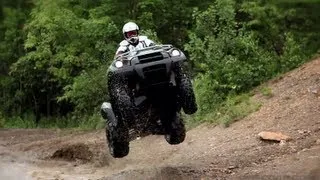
[101, 44, 197, 158]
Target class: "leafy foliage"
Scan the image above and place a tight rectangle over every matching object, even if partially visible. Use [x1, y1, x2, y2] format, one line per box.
[185, 0, 275, 115]
[9, 0, 118, 120]
[185, 0, 314, 119]
[0, 5, 28, 115]
[58, 66, 109, 115]
[0, 0, 319, 128]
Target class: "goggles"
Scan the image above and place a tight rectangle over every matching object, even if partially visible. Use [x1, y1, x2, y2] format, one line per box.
[126, 30, 138, 38]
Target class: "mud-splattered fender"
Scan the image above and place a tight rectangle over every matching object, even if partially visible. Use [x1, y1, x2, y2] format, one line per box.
[100, 102, 118, 126]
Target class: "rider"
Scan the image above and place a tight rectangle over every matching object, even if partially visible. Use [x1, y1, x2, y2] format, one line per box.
[115, 22, 155, 57]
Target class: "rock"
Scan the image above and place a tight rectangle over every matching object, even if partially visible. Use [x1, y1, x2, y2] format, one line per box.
[279, 140, 286, 146]
[308, 87, 320, 97]
[313, 127, 320, 132]
[258, 131, 291, 142]
[224, 169, 233, 174]
[228, 165, 239, 170]
[298, 129, 311, 134]
[311, 89, 319, 94]
[316, 139, 320, 145]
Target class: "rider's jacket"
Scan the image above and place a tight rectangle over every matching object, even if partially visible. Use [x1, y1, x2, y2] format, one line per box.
[115, 36, 155, 55]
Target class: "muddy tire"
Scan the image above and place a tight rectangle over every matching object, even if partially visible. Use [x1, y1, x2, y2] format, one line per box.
[106, 71, 134, 158]
[173, 62, 197, 115]
[108, 73, 135, 127]
[179, 75, 197, 115]
[106, 120, 129, 158]
[164, 112, 186, 145]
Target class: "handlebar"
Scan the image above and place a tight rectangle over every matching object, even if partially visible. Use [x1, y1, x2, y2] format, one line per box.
[114, 44, 174, 60]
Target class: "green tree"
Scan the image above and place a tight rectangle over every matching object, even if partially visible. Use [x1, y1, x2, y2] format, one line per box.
[10, 0, 118, 122]
[1, 0, 319, 128]
[0, 0, 32, 115]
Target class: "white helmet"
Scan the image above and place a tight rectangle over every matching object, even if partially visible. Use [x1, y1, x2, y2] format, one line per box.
[122, 22, 139, 45]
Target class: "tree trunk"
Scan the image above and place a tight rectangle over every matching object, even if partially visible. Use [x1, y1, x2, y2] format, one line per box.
[32, 92, 40, 126]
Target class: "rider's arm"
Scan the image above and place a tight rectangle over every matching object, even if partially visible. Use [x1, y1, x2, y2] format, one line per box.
[114, 40, 129, 59]
[145, 38, 155, 46]
[115, 46, 126, 58]
[139, 36, 156, 47]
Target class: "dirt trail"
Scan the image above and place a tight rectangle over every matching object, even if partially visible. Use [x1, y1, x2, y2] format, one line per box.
[0, 58, 320, 180]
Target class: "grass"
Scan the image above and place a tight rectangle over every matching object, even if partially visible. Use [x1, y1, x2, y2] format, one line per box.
[2, 112, 105, 130]
[260, 86, 274, 98]
[186, 93, 262, 128]
[208, 93, 262, 127]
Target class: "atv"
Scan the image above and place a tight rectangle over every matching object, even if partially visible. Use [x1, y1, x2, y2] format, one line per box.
[100, 44, 197, 158]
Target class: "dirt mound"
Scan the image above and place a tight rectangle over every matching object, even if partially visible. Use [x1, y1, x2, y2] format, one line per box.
[51, 143, 93, 162]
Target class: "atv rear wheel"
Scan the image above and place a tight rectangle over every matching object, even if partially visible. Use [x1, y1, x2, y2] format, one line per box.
[164, 112, 186, 145]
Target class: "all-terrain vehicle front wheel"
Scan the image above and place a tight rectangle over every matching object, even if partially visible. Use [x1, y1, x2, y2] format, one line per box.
[101, 102, 130, 158]
[174, 62, 198, 115]
[179, 74, 197, 115]
[106, 119, 129, 158]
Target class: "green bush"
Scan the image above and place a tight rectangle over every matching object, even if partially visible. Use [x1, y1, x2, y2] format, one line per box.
[58, 65, 109, 116]
[185, 0, 275, 115]
[184, 0, 309, 126]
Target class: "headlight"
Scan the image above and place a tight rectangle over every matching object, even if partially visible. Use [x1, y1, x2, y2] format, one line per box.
[115, 61, 123, 68]
[171, 49, 181, 56]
